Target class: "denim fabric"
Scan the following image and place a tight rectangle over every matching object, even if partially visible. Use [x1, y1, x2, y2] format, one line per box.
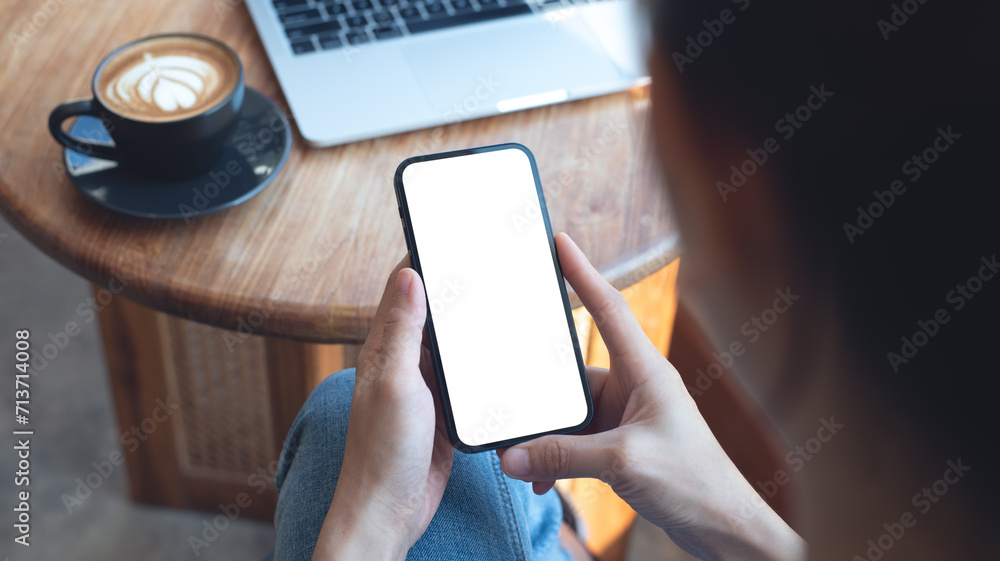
[273, 369, 572, 561]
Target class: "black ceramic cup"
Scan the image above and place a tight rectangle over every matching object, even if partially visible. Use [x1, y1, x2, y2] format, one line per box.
[48, 33, 245, 180]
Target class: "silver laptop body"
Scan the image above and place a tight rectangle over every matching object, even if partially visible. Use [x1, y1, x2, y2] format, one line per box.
[245, 0, 648, 146]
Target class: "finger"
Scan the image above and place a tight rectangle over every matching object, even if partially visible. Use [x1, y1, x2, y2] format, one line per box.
[556, 233, 652, 360]
[498, 431, 617, 482]
[375, 268, 427, 374]
[570, 366, 615, 435]
[366, 255, 413, 348]
[431, 424, 455, 479]
[584, 366, 609, 404]
[419, 328, 435, 385]
[420, 343, 449, 434]
[532, 481, 556, 495]
[421, 324, 431, 354]
[495, 453, 557, 494]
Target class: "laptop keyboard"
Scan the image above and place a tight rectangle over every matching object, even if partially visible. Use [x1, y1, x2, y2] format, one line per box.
[273, 0, 615, 55]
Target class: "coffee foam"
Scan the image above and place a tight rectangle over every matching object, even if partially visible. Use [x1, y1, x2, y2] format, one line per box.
[98, 36, 239, 122]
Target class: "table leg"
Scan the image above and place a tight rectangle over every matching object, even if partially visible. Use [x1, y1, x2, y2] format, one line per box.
[95, 287, 351, 521]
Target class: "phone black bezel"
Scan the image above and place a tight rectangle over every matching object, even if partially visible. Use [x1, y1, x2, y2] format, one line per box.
[393, 142, 594, 453]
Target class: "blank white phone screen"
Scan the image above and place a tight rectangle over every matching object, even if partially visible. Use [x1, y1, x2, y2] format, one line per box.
[401, 148, 588, 447]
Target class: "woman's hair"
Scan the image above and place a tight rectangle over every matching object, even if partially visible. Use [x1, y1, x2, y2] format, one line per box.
[644, 0, 1000, 497]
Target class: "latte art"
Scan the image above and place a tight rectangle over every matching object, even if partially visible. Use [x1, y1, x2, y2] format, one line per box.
[109, 53, 220, 113]
[97, 36, 240, 122]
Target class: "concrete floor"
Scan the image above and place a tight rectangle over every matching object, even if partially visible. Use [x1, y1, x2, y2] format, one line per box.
[0, 214, 275, 561]
[0, 212, 684, 560]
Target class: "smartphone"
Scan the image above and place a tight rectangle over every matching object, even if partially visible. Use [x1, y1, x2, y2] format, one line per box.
[394, 143, 593, 453]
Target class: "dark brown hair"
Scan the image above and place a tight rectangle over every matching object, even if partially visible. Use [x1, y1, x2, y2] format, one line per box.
[645, 0, 1000, 499]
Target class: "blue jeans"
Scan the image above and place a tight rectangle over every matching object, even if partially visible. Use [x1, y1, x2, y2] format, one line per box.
[273, 369, 573, 561]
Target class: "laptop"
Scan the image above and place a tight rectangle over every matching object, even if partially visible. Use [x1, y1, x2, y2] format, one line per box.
[244, 0, 648, 146]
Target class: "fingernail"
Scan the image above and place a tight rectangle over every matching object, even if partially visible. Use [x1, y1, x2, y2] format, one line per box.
[504, 448, 530, 477]
[396, 269, 412, 294]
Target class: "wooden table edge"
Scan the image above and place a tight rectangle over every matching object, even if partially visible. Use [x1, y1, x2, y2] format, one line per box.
[2, 186, 681, 344]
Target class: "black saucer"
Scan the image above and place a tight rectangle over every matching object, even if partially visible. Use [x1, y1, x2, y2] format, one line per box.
[63, 88, 291, 220]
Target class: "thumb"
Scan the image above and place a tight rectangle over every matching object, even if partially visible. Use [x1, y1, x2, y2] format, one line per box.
[377, 268, 427, 369]
[499, 432, 618, 482]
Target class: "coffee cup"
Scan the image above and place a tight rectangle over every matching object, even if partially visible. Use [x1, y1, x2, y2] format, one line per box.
[49, 33, 245, 179]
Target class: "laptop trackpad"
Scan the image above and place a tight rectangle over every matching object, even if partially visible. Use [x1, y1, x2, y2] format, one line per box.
[402, 16, 623, 114]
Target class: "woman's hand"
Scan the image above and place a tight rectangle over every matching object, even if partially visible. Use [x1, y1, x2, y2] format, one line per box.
[312, 257, 453, 561]
[497, 234, 805, 561]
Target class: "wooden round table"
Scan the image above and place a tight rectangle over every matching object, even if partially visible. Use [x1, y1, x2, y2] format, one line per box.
[0, 1, 679, 555]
